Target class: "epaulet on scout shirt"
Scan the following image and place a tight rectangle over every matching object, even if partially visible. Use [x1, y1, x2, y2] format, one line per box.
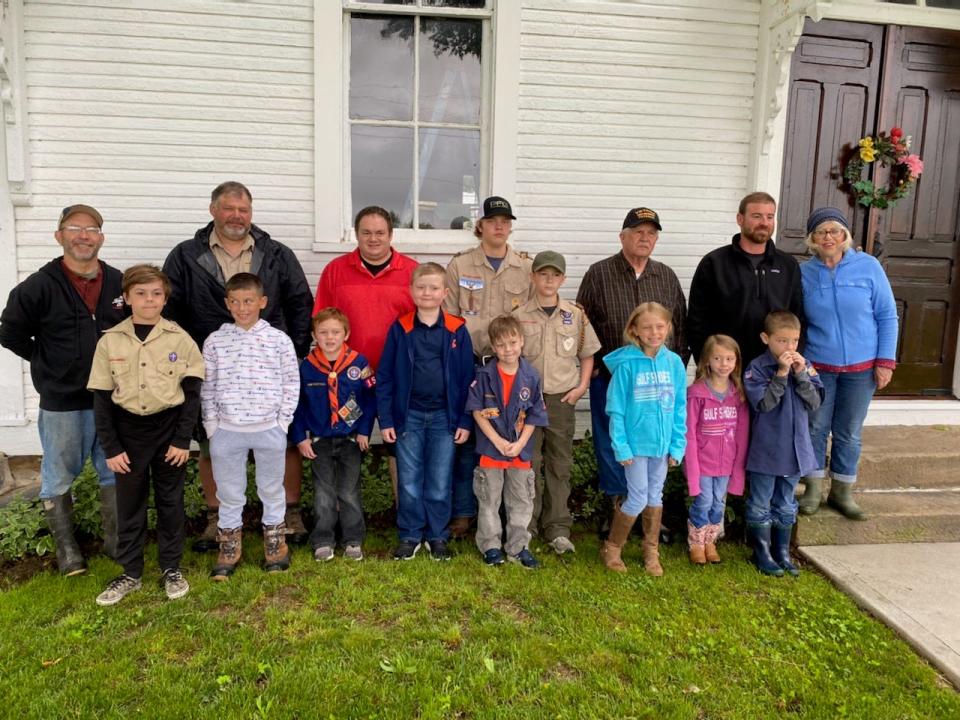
[516, 250, 531, 259]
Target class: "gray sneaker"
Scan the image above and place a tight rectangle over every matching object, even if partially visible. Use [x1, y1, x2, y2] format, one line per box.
[96, 573, 142, 606]
[161, 568, 190, 600]
[548, 536, 576, 555]
[343, 544, 364, 561]
[313, 545, 335, 562]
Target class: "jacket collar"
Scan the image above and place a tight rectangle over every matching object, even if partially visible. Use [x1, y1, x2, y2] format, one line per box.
[730, 233, 776, 261]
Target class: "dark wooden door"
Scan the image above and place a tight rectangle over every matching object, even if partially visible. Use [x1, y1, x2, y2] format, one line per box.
[779, 19, 960, 395]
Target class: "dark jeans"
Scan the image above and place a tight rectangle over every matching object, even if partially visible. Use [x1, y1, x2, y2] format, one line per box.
[589, 373, 627, 496]
[114, 408, 186, 578]
[309, 436, 365, 547]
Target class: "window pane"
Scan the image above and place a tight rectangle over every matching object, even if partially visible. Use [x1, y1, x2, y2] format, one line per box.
[928, 0, 960, 7]
[350, 14, 414, 121]
[418, 128, 480, 230]
[352, 126, 415, 228]
[357, 0, 415, 3]
[423, 0, 487, 7]
[418, 18, 482, 124]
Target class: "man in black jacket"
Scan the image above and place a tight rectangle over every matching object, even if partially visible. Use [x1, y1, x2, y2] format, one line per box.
[163, 182, 314, 548]
[0, 204, 127, 575]
[686, 192, 804, 367]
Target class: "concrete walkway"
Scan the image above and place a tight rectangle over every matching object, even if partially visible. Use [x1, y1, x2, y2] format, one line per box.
[800, 543, 960, 689]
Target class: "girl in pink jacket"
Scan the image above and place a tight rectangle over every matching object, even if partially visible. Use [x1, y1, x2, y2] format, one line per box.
[684, 334, 749, 565]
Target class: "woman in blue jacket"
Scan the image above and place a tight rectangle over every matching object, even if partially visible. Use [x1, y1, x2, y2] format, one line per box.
[799, 207, 899, 519]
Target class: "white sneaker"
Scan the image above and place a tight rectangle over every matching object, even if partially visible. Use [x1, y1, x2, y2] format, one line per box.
[548, 536, 576, 555]
[96, 574, 142, 606]
[313, 545, 335, 562]
[343, 544, 364, 561]
[161, 568, 190, 600]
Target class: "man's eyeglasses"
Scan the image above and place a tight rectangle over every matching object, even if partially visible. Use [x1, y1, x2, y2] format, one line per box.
[61, 226, 102, 235]
[812, 228, 844, 239]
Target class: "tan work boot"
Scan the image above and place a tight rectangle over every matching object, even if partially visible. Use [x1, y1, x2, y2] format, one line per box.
[687, 521, 706, 565]
[284, 505, 309, 545]
[193, 506, 220, 553]
[210, 527, 242, 581]
[600, 507, 637, 573]
[641, 506, 664, 577]
[703, 523, 722, 563]
[263, 523, 290, 573]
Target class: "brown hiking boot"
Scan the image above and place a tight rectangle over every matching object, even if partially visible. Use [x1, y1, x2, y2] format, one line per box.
[448, 516, 471, 539]
[284, 505, 309, 545]
[600, 507, 636, 573]
[210, 527, 242, 581]
[193, 507, 220, 553]
[263, 523, 290, 573]
[687, 521, 706, 565]
[641, 506, 664, 577]
[703, 523, 722, 563]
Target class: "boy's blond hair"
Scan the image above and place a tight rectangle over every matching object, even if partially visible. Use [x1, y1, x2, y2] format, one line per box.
[763, 310, 801, 335]
[411, 262, 445, 284]
[312, 307, 350, 334]
[122, 264, 170, 297]
[696, 334, 745, 401]
[622, 302, 672, 348]
[488, 315, 523, 345]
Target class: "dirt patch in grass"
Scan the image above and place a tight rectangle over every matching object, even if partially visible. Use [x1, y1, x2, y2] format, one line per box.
[493, 598, 531, 623]
[546, 662, 581, 682]
[0, 555, 53, 589]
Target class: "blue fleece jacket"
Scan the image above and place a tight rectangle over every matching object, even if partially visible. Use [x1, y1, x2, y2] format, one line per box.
[801, 249, 899, 371]
[376, 310, 474, 435]
[465, 357, 548, 463]
[603, 344, 687, 463]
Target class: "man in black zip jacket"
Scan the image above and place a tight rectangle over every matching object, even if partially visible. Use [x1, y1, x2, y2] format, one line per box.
[0, 204, 127, 575]
[686, 192, 804, 367]
[162, 182, 314, 549]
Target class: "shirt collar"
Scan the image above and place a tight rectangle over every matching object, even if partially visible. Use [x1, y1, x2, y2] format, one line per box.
[210, 229, 254, 253]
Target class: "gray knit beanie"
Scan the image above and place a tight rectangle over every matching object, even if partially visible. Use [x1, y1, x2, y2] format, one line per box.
[806, 207, 850, 235]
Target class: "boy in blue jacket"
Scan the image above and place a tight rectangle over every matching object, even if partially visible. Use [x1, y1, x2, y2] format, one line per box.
[291, 307, 377, 562]
[377, 263, 474, 561]
[466, 315, 548, 569]
[743, 310, 823, 577]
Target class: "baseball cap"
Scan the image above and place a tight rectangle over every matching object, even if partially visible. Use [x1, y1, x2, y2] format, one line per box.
[622, 207, 662, 231]
[59, 204, 103, 228]
[532, 250, 566, 274]
[481, 196, 516, 220]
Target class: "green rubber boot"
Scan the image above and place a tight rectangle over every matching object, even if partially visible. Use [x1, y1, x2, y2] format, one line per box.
[798, 477, 823, 516]
[827, 481, 866, 521]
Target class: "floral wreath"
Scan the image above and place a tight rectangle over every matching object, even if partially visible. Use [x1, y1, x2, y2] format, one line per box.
[842, 127, 923, 210]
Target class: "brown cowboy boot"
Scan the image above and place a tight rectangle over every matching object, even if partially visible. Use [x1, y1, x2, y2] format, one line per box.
[600, 507, 637, 573]
[193, 506, 220, 553]
[641, 506, 664, 577]
[263, 523, 291, 573]
[210, 527, 242, 581]
[704, 523, 722, 563]
[687, 521, 706, 565]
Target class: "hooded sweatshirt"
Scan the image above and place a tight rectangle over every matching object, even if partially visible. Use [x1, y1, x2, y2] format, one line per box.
[603, 343, 687, 463]
[684, 378, 749, 496]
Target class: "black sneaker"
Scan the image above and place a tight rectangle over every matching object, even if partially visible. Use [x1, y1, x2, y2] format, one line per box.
[508, 548, 540, 570]
[483, 548, 506, 566]
[427, 539, 452, 561]
[393, 540, 421, 560]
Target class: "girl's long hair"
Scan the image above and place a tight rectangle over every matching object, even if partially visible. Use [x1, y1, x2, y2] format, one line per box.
[622, 302, 672, 351]
[695, 334, 745, 401]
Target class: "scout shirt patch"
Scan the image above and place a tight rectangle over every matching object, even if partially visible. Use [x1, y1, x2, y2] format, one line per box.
[337, 397, 362, 426]
[480, 407, 500, 419]
[168, 352, 178, 362]
[518, 387, 531, 402]
[560, 310, 573, 325]
[561, 336, 576, 353]
[347, 365, 362, 381]
[459, 276, 484, 291]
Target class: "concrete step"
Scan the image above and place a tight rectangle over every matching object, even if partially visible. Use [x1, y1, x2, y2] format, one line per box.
[796, 489, 960, 546]
[856, 425, 960, 490]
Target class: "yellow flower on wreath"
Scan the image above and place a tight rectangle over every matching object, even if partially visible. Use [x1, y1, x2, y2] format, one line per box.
[858, 137, 876, 162]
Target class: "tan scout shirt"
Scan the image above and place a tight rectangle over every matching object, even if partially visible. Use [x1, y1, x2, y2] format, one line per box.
[209, 230, 254, 281]
[444, 244, 533, 357]
[87, 317, 205, 415]
[514, 297, 601, 395]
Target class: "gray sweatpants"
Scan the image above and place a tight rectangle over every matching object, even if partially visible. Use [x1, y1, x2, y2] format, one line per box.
[473, 466, 535, 556]
[210, 426, 287, 530]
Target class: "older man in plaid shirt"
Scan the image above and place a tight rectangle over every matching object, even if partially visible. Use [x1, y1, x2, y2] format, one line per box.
[576, 207, 688, 501]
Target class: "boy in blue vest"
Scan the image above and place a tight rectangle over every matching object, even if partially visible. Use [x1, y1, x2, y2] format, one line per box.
[377, 262, 474, 561]
[466, 314, 548, 568]
[291, 307, 377, 562]
[743, 310, 823, 577]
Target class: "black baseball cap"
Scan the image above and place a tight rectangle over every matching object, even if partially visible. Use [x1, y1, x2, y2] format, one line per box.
[622, 207, 662, 231]
[481, 196, 516, 220]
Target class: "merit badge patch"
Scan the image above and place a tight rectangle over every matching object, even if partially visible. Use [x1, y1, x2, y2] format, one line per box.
[347, 366, 362, 381]
[480, 407, 500, 419]
[519, 387, 531, 402]
[168, 352, 178, 362]
[359, 366, 372, 379]
[364, 375, 377, 388]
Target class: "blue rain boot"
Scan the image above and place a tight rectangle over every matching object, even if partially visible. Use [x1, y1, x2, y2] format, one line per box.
[746, 523, 784, 577]
[771, 523, 800, 577]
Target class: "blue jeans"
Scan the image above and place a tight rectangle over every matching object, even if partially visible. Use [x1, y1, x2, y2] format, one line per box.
[450, 431, 478, 519]
[38, 408, 115, 499]
[589, 374, 627, 497]
[621, 455, 668, 516]
[689, 475, 729, 527]
[395, 409, 456, 543]
[746, 472, 799, 526]
[808, 369, 875, 484]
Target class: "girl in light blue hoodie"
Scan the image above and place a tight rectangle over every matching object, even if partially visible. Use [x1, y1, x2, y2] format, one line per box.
[601, 302, 687, 576]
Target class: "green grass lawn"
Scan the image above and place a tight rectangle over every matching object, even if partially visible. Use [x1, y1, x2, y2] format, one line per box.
[1, 532, 957, 720]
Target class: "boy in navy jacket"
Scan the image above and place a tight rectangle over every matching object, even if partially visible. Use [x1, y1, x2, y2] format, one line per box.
[466, 315, 548, 568]
[376, 263, 474, 561]
[291, 307, 376, 562]
[743, 310, 823, 578]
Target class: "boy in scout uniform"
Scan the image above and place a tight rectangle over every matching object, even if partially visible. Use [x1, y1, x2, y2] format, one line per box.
[514, 251, 601, 554]
[444, 196, 533, 537]
[88, 264, 205, 606]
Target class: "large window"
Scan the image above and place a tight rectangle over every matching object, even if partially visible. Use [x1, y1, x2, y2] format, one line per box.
[347, 1, 490, 231]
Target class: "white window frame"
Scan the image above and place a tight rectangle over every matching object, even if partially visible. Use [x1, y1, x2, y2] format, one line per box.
[313, 0, 519, 254]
